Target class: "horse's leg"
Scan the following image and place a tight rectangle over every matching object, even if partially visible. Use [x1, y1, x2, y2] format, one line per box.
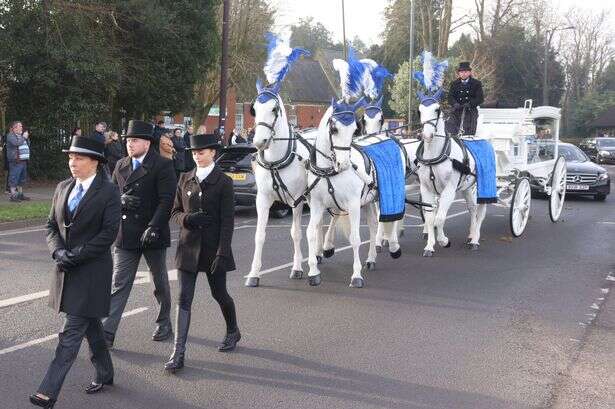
[348, 201, 365, 288]
[434, 184, 456, 248]
[421, 186, 437, 257]
[245, 193, 274, 287]
[375, 221, 384, 253]
[381, 220, 402, 259]
[307, 202, 325, 286]
[365, 203, 378, 269]
[469, 203, 487, 250]
[289, 205, 305, 279]
[463, 186, 478, 245]
[323, 214, 337, 258]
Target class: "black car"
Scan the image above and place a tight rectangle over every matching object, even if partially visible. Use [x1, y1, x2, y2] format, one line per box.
[216, 144, 291, 218]
[559, 143, 610, 201]
[579, 137, 615, 164]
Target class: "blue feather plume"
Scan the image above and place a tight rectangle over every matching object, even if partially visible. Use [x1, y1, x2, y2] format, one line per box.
[263, 32, 310, 85]
[333, 47, 366, 101]
[413, 51, 448, 93]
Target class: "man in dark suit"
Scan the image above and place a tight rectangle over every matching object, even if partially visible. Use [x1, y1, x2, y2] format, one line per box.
[102, 120, 177, 348]
[30, 135, 121, 408]
[447, 61, 484, 136]
[164, 133, 239, 373]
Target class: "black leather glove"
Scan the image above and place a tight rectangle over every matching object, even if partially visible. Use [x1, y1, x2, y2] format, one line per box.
[121, 193, 141, 211]
[185, 211, 213, 229]
[53, 249, 79, 271]
[140, 226, 161, 248]
[210, 255, 227, 274]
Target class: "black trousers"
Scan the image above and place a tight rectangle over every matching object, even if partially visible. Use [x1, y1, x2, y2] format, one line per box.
[178, 268, 237, 332]
[446, 107, 478, 136]
[38, 314, 113, 400]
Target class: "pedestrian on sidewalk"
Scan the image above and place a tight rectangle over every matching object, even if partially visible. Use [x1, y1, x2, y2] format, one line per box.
[30, 134, 120, 408]
[102, 120, 176, 348]
[159, 132, 175, 161]
[164, 133, 240, 374]
[6, 121, 31, 202]
[2, 130, 9, 194]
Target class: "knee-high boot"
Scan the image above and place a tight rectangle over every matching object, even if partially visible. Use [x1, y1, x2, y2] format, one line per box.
[164, 307, 191, 373]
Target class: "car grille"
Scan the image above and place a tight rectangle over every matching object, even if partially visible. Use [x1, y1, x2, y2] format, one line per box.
[566, 173, 597, 184]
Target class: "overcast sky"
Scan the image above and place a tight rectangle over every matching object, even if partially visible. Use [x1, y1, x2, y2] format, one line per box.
[272, 0, 615, 47]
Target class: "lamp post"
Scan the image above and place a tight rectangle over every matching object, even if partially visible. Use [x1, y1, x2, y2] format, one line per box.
[543, 25, 574, 106]
[218, 0, 231, 141]
[341, 0, 347, 59]
[407, 0, 415, 129]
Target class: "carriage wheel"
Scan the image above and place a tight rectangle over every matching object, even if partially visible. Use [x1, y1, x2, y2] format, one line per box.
[509, 177, 531, 237]
[549, 156, 567, 223]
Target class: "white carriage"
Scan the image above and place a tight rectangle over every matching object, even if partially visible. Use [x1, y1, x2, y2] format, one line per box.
[474, 100, 567, 237]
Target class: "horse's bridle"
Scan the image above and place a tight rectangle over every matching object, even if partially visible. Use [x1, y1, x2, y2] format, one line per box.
[251, 90, 288, 150]
[325, 110, 356, 166]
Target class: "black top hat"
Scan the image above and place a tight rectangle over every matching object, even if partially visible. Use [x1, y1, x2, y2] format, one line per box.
[186, 133, 222, 151]
[457, 61, 472, 71]
[125, 120, 154, 140]
[62, 135, 107, 163]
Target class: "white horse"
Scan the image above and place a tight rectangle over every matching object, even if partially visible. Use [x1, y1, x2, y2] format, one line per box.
[416, 91, 488, 256]
[306, 99, 402, 288]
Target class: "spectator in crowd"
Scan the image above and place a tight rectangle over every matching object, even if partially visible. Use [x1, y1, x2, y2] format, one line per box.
[247, 127, 255, 144]
[152, 120, 166, 152]
[183, 125, 195, 171]
[172, 128, 186, 178]
[2, 129, 9, 194]
[159, 133, 175, 161]
[91, 122, 107, 144]
[229, 128, 246, 145]
[104, 131, 125, 175]
[6, 121, 31, 202]
[228, 129, 236, 146]
[72, 128, 82, 138]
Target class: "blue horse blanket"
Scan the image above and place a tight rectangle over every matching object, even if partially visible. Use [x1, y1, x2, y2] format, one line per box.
[463, 139, 497, 204]
[362, 139, 405, 222]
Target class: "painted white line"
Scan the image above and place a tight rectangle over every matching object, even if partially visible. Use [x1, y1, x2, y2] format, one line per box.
[0, 227, 46, 237]
[598, 221, 615, 225]
[0, 290, 50, 308]
[0, 307, 148, 356]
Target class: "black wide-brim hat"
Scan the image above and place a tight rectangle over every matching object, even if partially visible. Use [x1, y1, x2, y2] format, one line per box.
[125, 120, 154, 140]
[63, 135, 107, 163]
[186, 133, 222, 150]
[457, 61, 472, 71]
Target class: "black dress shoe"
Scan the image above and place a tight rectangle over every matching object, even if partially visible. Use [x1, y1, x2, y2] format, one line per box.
[29, 394, 56, 408]
[85, 378, 113, 394]
[218, 329, 241, 352]
[152, 324, 173, 341]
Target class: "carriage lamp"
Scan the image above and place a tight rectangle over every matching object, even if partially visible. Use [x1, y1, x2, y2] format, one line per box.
[598, 172, 609, 181]
[599, 150, 610, 157]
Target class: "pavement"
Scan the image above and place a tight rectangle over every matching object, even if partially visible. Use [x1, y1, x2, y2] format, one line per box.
[0, 166, 614, 408]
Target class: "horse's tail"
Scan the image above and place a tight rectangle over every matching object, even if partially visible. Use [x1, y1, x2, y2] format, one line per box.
[336, 214, 351, 239]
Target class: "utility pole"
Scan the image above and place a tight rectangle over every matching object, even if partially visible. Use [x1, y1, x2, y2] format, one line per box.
[218, 0, 231, 141]
[341, 0, 347, 59]
[407, 0, 415, 130]
[543, 26, 574, 106]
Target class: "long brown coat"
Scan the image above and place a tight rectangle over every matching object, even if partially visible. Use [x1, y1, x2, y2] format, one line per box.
[171, 166, 236, 273]
[46, 171, 121, 318]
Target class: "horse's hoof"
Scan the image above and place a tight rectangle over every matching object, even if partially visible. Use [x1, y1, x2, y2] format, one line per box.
[442, 241, 451, 248]
[422, 233, 428, 240]
[245, 277, 260, 287]
[350, 277, 364, 288]
[390, 248, 402, 259]
[308, 275, 322, 286]
[469, 243, 480, 251]
[323, 248, 335, 258]
[289, 270, 303, 279]
[366, 261, 376, 270]
[466, 238, 472, 244]
[316, 255, 323, 265]
[376, 245, 382, 253]
[422, 250, 434, 257]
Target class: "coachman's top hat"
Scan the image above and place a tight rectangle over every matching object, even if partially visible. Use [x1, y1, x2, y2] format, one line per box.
[457, 61, 472, 71]
[62, 135, 107, 163]
[125, 120, 154, 140]
[186, 133, 222, 151]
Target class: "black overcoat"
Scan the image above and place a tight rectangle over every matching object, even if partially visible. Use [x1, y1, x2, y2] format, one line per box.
[447, 77, 485, 135]
[171, 166, 236, 274]
[46, 172, 121, 318]
[112, 150, 177, 250]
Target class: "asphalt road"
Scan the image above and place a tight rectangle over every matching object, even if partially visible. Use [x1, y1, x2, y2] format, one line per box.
[1, 166, 614, 409]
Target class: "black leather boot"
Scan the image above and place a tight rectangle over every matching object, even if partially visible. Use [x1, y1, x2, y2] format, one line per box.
[164, 308, 191, 373]
[218, 328, 241, 352]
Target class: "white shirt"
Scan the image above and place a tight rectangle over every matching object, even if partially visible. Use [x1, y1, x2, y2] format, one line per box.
[195, 163, 215, 183]
[68, 173, 96, 203]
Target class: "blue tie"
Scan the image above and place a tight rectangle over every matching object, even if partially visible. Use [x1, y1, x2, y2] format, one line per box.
[133, 159, 141, 171]
[68, 184, 84, 214]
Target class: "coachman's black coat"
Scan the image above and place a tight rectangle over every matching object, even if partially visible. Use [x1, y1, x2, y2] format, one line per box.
[112, 150, 177, 250]
[447, 77, 485, 135]
[46, 172, 121, 317]
[171, 166, 236, 274]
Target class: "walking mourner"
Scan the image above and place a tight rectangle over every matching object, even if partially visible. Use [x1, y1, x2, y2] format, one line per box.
[447, 61, 484, 136]
[104, 131, 125, 175]
[6, 121, 31, 202]
[30, 134, 121, 408]
[164, 133, 240, 373]
[102, 120, 177, 348]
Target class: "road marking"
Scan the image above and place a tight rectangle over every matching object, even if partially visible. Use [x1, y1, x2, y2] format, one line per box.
[598, 221, 615, 225]
[0, 227, 46, 237]
[0, 290, 50, 308]
[0, 307, 148, 356]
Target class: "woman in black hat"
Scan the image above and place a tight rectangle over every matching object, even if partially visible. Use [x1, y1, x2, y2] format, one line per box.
[30, 135, 121, 408]
[164, 133, 240, 373]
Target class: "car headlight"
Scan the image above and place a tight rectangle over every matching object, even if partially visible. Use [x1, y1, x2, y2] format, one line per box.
[599, 150, 610, 156]
[598, 172, 609, 181]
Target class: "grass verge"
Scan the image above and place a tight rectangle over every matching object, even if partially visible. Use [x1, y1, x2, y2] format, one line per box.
[0, 200, 51, 223]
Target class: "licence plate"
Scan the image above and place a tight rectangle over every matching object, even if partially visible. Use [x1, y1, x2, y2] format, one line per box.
[567, 184, 590, 191]
[226, 172, 246, 181]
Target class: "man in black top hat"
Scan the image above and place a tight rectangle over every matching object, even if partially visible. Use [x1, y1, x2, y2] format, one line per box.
[164, 133, 239, 373]
[30, 134, 120, 408]
[102, 120, 177, 348]
[447, 61, 484, 136]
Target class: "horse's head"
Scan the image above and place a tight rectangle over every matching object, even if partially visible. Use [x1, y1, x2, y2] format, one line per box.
[417, 89, 444, 143]
[364, 95, 384, 134]
[251, 80, 283, 151]
[328, 97, 366, 172]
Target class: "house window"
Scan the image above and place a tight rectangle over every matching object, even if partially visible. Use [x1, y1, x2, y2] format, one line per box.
[235, 103, 244, 130]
